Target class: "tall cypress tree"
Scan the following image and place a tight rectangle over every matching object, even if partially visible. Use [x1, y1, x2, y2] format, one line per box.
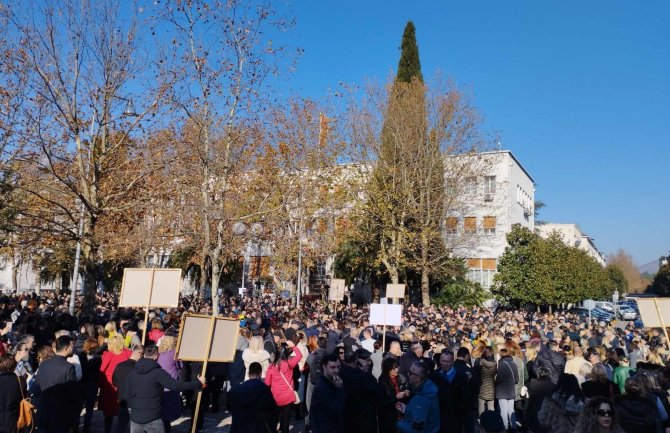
[396, 21, 423, 83]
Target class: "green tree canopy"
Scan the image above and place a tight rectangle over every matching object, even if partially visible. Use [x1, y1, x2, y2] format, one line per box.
[396, 21, 423, 83]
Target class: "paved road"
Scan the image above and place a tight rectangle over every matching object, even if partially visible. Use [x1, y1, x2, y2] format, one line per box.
[85, 400, 307, 433]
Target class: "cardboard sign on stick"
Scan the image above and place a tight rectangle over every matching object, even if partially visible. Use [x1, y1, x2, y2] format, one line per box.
[636, 298, 670, 328]
[329, 278, 346, 301]
[386, 283, 405, 299]
[119, 268, 181, 308]
[175, 314, 239, 362]
[369, 303, 403, 327]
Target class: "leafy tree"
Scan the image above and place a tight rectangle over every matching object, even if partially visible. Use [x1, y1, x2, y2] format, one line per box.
[648, 264, 670, 296]
[605, 263, 628, 294]
[607, 249, 647, 292]
[396, 21, 423, 83]
[492, 225, 544, 305]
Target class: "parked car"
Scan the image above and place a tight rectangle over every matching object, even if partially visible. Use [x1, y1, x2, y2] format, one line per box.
[594, 301, 615, 311]
[592, 307, 615, 322]
[567, 307, 591, 320]
[616, 305, 637, 320]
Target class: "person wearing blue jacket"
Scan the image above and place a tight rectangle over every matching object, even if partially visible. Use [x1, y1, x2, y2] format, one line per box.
[397, 361, 440, 433]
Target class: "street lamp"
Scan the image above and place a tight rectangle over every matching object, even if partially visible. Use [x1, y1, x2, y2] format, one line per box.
[232, 221, 264, 297]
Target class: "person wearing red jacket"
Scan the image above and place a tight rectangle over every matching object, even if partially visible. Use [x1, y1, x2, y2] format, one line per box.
[265, 339, 302, 433]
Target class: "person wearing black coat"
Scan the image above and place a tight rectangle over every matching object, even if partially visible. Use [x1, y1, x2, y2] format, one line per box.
[398, 344, 422, 378]
[0, 354, 23, 433]
[495, 350, 519, 431]
[112, 345, 143, 433]
[532, 341, 565, 384]
[124, 345, 204, 432]
[613, 374, 663, 433]
[525, 366, 555, 433]
[429, 351, 474, 433]
[33, 335, 80, 433]
[310, 353, 346, 433]
[339, 350, 384, 433]
[228, 362, 277, 433]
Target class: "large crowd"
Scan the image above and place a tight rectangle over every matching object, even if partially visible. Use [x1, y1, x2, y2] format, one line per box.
[1, 290, 669, 433]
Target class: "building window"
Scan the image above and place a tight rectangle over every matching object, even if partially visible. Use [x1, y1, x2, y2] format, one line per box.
[484, 176, 496, 194]
[465, 177, 477, 195]
[445, 217, 458, 234]
[464, 217, 476, 234]
[483, 216, 496, 235]
[465, 258, 497, 288]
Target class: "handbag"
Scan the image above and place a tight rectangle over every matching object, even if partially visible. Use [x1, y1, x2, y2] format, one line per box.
[279, 369, 300, 404]
[17, 376, 35, 430]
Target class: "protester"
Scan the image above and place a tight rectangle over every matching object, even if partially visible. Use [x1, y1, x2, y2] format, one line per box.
[574, 397, 626, 433]
[613, 374, 663, 433]
[0, 354, 23, 433]
[537, 373, 586, 433]
[525, 366, 555, 433]
[429, 350, 473, 433]
[378, 357, 408, 433]
[124, 345, 205, 433]
[157, 335, 182, 432]
[243, 336, 271, 380]
[494, 348, 519, 430]
[99, 335, 132, 433]
[264, 339, 302, 433]
[228, 361, 277, 433]
[79, 337, 103, 433]
[34, 335, 80, 433]
[112, 344, 144, 433]
[396, 361, 439, 433]
[475, 346, 497, 415]
[309, 353, 345, 433]
[581, 363, 620, 399]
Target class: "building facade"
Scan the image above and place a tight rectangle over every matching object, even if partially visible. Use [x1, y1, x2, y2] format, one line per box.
[535, 222, 607, 266]
[446, 150, 536, 288]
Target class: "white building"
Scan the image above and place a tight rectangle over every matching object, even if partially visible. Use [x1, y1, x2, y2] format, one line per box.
[535, 222, 607, 266]
[446, 150, 536, 288]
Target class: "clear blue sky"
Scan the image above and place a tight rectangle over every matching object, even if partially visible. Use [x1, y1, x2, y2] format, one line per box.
[275, 0, 670, 266]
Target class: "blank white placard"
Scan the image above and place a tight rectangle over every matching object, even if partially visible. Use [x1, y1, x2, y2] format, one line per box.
[369, 303, 403, 326]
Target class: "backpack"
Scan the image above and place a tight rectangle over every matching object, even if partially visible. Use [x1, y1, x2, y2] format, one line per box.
[17, 376, 35, 430]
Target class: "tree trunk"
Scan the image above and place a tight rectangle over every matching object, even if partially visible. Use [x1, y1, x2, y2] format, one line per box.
[420, 233, 430, 307]
[211, 257, 221, 316]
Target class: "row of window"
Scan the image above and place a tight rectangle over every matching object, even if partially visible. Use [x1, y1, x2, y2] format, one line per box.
[447, 176, 497, 197]
[446, 216, 497, 234]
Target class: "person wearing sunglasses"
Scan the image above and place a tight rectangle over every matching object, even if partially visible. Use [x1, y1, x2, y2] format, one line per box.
[574, 397, 625, 433]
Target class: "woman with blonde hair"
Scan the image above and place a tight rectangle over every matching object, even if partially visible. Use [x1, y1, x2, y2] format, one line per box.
[242, 335, 271, 379]
[98, 335, 131, 433]
[157, 335, 181, 432]
[104, 321, 117, 340]
[147, 318, 165, 344]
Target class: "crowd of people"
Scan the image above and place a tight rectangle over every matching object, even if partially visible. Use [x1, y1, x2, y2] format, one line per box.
[0, 289, 669, 433]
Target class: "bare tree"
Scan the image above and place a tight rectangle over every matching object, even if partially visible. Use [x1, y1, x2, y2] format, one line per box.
[1, 0, 170, 312]
[152, 0, 294, 313]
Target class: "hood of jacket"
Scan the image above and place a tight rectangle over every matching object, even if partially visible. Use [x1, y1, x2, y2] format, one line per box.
[135, 357, 162, 374]
[550, 392, 585, 414]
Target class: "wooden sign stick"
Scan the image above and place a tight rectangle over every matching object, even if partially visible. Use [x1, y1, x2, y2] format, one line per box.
[190, 316, 217, 433]
[653, 298, 670, 352]
[142, 269, 156, 346]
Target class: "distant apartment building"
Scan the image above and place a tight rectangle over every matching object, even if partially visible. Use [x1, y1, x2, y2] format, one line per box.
[535, 222, 606, 266]
[446, 150, 536, 289]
